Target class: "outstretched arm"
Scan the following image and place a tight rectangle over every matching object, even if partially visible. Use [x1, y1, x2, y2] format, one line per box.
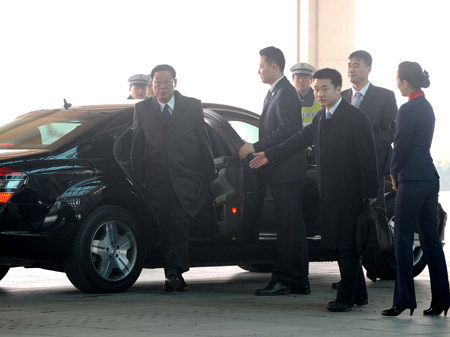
[249, 152, 269, 169]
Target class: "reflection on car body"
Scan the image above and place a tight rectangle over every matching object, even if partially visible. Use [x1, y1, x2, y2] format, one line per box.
[0, 103, 447, 293]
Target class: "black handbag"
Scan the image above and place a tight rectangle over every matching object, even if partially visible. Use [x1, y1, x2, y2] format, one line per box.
[356, 200, 393, 256]
[356, 200, 394, 282]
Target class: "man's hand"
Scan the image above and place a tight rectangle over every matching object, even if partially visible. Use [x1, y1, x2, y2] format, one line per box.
[249, 152, 269, 169]
[239, 140, 255, 159]
[390, 175, 397, 191]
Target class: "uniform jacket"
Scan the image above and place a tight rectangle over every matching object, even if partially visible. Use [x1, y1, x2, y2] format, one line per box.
[391, 95, 439, 183]
[265, 98, 378, 249]
[253, 76, 306, 185]
[131, 91, 215, 217]
[342, 84, 397, 175]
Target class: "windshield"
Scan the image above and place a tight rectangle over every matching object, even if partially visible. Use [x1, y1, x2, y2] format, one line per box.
[0, 109, 111, 149]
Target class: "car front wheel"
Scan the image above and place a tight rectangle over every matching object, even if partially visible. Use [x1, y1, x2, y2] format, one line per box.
[64, 206, 145, 293]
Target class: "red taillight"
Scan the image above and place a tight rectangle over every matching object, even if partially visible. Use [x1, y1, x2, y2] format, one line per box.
[0, 192, 13, 203]
[231, 207, 238, 214]
[0, 166, 26, 203]
[0, 167, 23, 176]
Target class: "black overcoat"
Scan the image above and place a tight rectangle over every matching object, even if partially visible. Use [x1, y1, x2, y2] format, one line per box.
[266, 98, 378, 249]
[131, 91, 214, 217]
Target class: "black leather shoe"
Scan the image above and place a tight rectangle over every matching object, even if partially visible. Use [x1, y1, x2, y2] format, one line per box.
[381, 306, 414, 316]
[291, 286, 311, 295]
[423, 305, 449, 316]
[327, 300, 352, 312]
[163, 274, 189, 292]
[255, 281, 291, 296]
[331, 280, 341, 290]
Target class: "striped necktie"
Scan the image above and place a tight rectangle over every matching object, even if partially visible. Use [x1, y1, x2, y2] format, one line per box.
[353, 91, 363, 108]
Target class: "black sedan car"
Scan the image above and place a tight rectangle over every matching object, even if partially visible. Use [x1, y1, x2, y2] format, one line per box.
[0, 102, 446, 293]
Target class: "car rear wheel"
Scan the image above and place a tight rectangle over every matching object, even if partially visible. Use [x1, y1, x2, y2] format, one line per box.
[0, 266, 9, 281]
[239, 264, 273, 273]
[364, 197, 444, 280]
[64, 206, 145, 293]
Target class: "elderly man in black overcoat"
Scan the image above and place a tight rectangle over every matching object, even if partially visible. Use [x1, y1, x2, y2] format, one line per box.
[250, 68, 378, 312]
[131, 64, 215, 292]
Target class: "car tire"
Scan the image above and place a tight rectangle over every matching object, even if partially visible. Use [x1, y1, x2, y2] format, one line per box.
[64, 206, 145, 293]
[239, 264, 273, 273]
[363, 197, 444, 280]
[0, 266, 9, 281]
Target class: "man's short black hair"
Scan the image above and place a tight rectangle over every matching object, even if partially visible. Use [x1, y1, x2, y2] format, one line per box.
[313, 68, 343, 88]
[259, 46, 285, 73]
[348, 50, 372, 67]
[150, 64, 176, 79]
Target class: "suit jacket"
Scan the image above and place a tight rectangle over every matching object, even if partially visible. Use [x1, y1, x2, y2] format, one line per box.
[391, 95, 439, 183]
[131, 91, 214, 217]
[253, 76, 306, 185]
[265, 98, 378, 249]
[342, 84, 397, 175]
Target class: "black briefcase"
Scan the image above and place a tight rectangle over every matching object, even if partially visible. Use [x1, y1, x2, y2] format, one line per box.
[356, 200, 393, 256]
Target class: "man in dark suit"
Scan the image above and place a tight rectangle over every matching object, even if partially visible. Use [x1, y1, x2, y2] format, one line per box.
[239, 46, 309, 296]
[342, 50, 397, 210]
[249, 68, 378, 311]
[131, 64, 215, 292]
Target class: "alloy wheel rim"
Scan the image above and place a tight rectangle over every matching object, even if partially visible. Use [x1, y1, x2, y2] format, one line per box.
[90, 220, 137, 281]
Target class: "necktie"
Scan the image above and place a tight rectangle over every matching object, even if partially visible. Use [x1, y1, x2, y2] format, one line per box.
[264, 90, 272, 106]
[162, 104, 171, 123]
[353, 91, 363, 108]
[326, 110, 332, 119]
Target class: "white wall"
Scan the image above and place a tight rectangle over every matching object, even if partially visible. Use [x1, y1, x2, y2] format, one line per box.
[1, 0, 448, 159]
[0, 0, 296, 119]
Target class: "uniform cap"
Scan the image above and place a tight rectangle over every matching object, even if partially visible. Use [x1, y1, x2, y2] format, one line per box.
[128, 74, 150, 86]
[290, 62, 315, 76]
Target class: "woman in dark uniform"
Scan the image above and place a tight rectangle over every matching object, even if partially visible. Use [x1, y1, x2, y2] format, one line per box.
[382, 62, 450, 317]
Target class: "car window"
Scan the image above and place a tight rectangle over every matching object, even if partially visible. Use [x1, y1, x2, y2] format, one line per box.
[0, 109, 113, 149]
[228, 121, 259, 143]
[39, 122, 81, 145]
[205, 124, 231, 158]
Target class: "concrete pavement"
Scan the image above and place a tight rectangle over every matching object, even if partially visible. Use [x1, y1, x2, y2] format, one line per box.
[1, 193, 449, 336]
[1, 261, 449, 337]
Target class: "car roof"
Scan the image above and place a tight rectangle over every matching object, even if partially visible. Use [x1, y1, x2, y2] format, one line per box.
[19, 102, 260, 119]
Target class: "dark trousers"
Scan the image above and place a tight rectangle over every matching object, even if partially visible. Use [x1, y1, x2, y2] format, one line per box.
[336, 249, 367, 305]
[270, 180, 309, 287]
[393, 178, 450, 309]
[153, 187, 192, 278]
[375, 172, 386, 210]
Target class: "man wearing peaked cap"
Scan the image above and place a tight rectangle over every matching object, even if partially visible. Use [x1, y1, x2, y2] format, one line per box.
[128, 74, 150, 99]
[290, 62, 322, 126]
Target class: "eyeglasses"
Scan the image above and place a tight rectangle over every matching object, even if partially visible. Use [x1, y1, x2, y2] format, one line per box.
[153, 80, 174, 87]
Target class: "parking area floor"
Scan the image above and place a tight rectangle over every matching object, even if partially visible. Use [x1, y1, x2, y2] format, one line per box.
[1, 260, 449, 337]
[2, 193, 449, 336]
